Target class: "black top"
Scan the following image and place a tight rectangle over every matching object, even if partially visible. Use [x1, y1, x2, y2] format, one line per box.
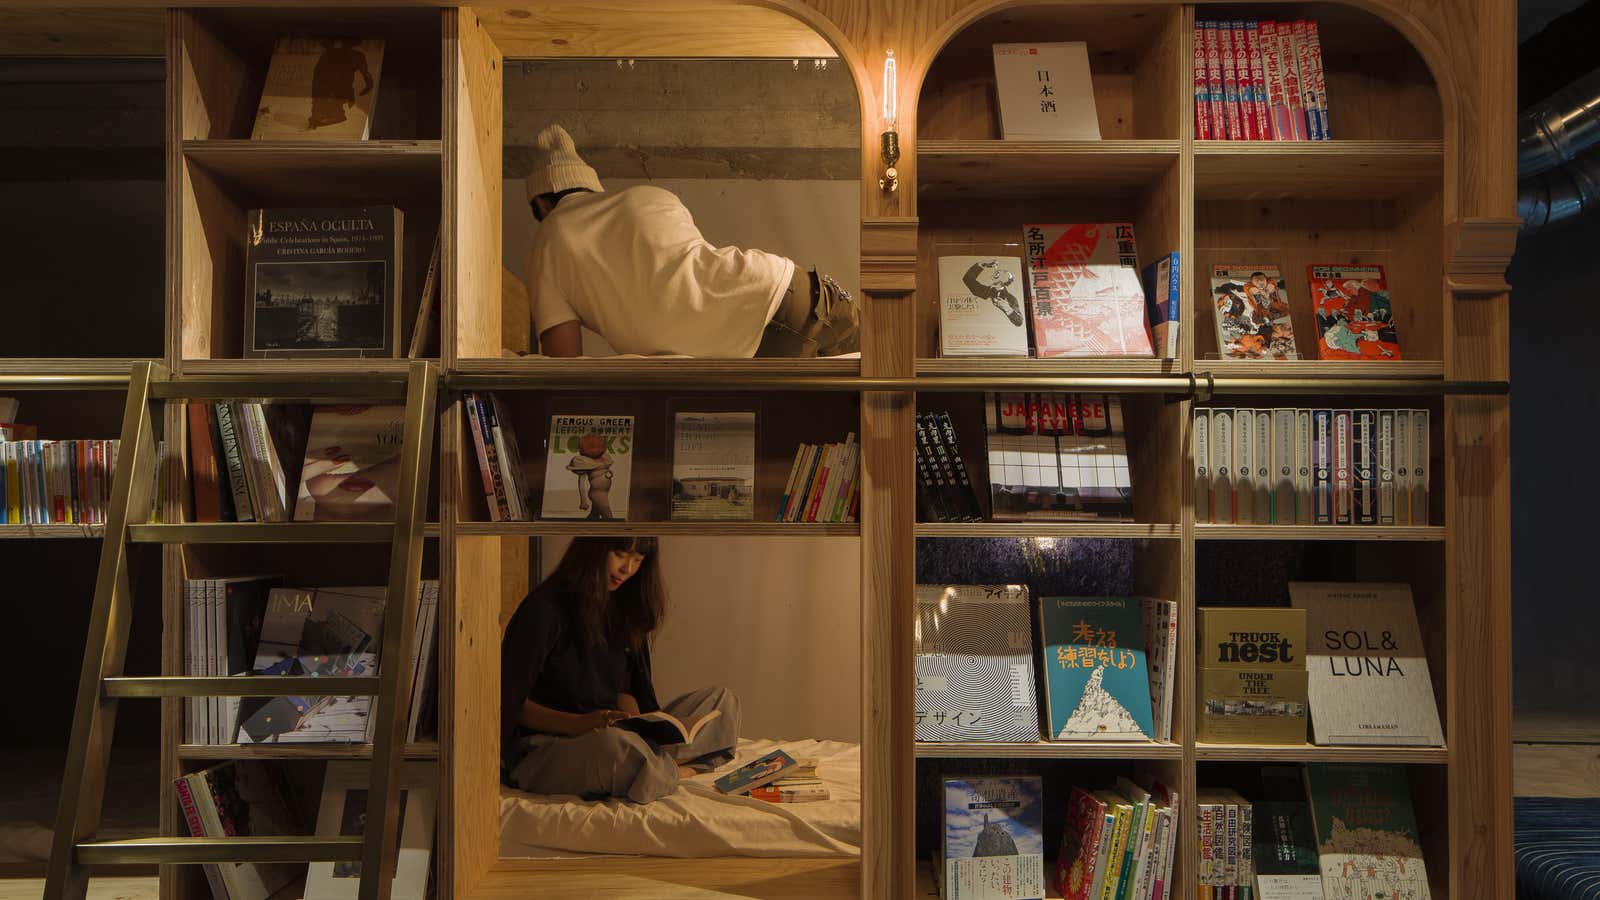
[499, 582, 659, 763]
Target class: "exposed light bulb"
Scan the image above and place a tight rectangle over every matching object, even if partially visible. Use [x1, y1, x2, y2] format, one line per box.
[882, 50, 898, 131]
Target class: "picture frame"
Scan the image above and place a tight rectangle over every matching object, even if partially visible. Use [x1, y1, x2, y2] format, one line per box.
[305, 760, 435, 900]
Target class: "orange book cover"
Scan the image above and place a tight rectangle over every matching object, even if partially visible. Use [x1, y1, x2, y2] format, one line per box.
[1308, 264, 1402, 360]
[187, 403, 223, 522]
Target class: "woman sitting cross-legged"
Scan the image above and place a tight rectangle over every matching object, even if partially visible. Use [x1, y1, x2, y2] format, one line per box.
[499, 536, 740, 803]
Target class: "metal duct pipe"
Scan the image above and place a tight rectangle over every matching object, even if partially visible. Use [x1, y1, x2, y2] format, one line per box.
[1520, 66, 1600, 178]
[1518, 145, 1600, 235]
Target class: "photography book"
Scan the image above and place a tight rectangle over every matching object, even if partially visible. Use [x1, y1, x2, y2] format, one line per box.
[913, 584, 1040, 742]
[671, 411, 756, 520]
[1196, 606, 1309, 744]
[245, 206, 402, 358]
[984, 392, 1134, 521]
[992, 42, 1099, 139]
[614, 708, 723, 746]
[936, 255, 1030, 357]
[1308, 264, 1401, 360]
[1022, 223, 1153, 358]
[293, 404, 406, 522]
[942, 775, 1047, 900]
[540, 414, 634, 520]
[1211, 264, 1300, 360]
[1037, 596, 1154, 741]
[252, 36, 384, 141]
[713, 749, 797, 795]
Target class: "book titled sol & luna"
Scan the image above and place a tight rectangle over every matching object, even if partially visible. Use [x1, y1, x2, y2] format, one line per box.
[540, 415, 634, 520]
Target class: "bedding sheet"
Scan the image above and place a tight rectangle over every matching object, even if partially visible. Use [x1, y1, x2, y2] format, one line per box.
[499, 737, 862, 859]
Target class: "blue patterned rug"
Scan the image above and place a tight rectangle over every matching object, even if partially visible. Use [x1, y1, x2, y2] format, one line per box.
[1518, 797, 1600, 900]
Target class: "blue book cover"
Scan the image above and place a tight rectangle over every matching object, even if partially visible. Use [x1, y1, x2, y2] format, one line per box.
[1140, 253, 1181, 360]
[712, 749, 796, 795]
[1038, 597, 1154, 740]
[943, 776, 1046, 899]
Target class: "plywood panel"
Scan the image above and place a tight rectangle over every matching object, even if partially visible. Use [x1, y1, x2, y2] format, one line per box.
[0, 8, 164, 55]
[446, 533, 503, 900]
[449, 8, 503, 363]
[479, 3, 836, 59]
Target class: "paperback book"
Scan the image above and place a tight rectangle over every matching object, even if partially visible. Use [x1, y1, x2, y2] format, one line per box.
[671, 411, 756, 520]
[1022, 224, 1153, 357]
[540, 415, 634, 520]
[936, 255, 1030, 357]
[252, 36, 384, 141]
[713, 749, 797, 795]
[943, 776, 1047, 900]
[1142, 252, 1182, 360]
[1037, 597, 1154, 741]
[1308, 265, 1401, 360]
[914, 584, 1040, 742]
[293, 404, 406, 522]
[1211, 264, 1300, 360]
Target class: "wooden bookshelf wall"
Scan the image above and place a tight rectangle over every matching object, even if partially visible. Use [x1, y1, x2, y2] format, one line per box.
[0, 1, 1515, 899]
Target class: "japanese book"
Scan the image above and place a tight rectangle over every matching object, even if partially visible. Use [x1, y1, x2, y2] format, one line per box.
[1279, 25, 1309, 140]
[1218, 23, 1244, 140]
[1272, 409, 1296, 524]
[1244, 22, 1271, 141]
[914, 584, 1040, 743]
[306, 761, 434, 900]
[1091, 791, 1134, 899]
[1222, 789, 1257, 900]
[1410, 409, 1429, 525]
[1309, 264, 1401, 360]
[1221, 794, 1241, 897]
[1198, 799, 1222, 898]
[1254, 793, 1326, 900]
[1307, 23, 1331, 139]
[713, 749, 797, 794]
[1141, 252, 1181, 359]
[671, 411, 755, 520]
[1260, 21, 1293, 140]
[1230, 22, 1257, 140]
[540, 414, 634, 520]
[1394, 409, 1412, 526]
[1295, 22, 1330, 140]
[1352, 410, 1378, 525]
[1193, 22, 1212, 139]
[293, 404, 405, 522]
[176, 761, 301, 900]
[1142, 597, 1179, 743]
[1197, 607, 1309, 744]
[1038, 596, 1154, 741]
[1303, 765, 1431, 900]
[930, 414, 983, 520]
[938, 254, 1030, 357]
[1112, 777, 1155, 899]
[1194, 409, 1212, 525]
[235, 586, 386, 744]
[245, 207, 402, 359]
[1210, 264, 1300, 360]
[1210, 406, 1234, 524]
[1204, 22, 1227, 140]
[992, 42, 1100, 140]
[1055, 787, 1111, 900]
[1332, 410, 1352, 525]
[943, 777, 1047, 900]
[1289, 582, 1445, 746]
[984, 393, 1132, 521]
[252, 36, 384, 141]
[1377, 410, 1397, 525]
[1234, 408, 1255, 525]
[1022, 224, 1153, 358]
[912, 418, 956, 522]
[1311, 409, 1332, 525]
[1254, 410, 1273, 525]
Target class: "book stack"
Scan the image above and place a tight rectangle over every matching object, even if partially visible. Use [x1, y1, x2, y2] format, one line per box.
[1195, 407, 1430, 526]
[777, 433, 859, 523]
[463, 391, 531, 521]
[1194, 19, 1330, 140]
[1055, 777, 1182, 900]
[748, 757, 828, 803]
[985, 393, 1133, 522]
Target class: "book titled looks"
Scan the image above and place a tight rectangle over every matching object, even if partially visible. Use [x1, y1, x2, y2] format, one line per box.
[1309, 264, 1402, 360]
[1023, 224, 1153, 358]
[936, 256, 1030, 357]
[541, 415, 634, 520]
[992, 43, 1099, 140]
[252, 36, 384, 140]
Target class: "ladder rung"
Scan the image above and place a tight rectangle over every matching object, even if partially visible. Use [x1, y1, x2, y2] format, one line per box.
[76, 835, 362, 865]
[104, 676, 380, 697]
[151, 377, 409, 401]
[129, 522, 395, 543]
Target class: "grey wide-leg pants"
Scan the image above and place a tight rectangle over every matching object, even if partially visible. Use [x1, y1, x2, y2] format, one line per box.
[505, 686, 740, 804]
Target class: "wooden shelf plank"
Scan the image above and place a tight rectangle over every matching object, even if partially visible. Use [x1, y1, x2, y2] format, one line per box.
[178, 741, 439, 761]
[450, 355, 861, 387]
[178, 358, 427, 377]
[915, 522, 1179, 539]
[1196, 524, 1444, 541]
[129, 523, 417, 543]
[0, 358, 149, 379]
[918, 140, 1180, 198]
[915, 741, 1182, 759]
[1195, 360, 1445, 380]
[182, 139, 442, 197]
[917, 358, 1181, 377]
[0, 524, 106, 539]
[1193, 140, 1444, 199]
[1195, 742, 1448, 764]
[458, 520, 859, 537]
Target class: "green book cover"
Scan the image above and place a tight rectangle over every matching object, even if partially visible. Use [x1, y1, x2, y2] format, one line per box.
[1303, 764, 1431, 900]
[1038, 597, 1154, 740]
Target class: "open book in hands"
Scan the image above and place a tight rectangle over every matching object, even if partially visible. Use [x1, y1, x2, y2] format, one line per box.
[613, 708, 721, 746]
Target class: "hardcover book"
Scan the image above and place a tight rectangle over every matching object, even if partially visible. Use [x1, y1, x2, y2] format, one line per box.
[983, 392, 1133, 521]
[671, 411, 756, 520]
[540, 415, 634, 520]
[1038, 597, 1154, 741]
[1142, 252, 1182, 359]
[914, 584, 1040, 742]
[1309, 264, 1401, 360]
[245, 207, 402, 358]
[1304, 764, 1431, 900]
[991, 43, 1099, 140]
[293, 404, 406, 522]
[936, 255, 1030, 357]
[1211, 264, 1300, 360]
[943, 776, 1047, 900]
[1022, 224, 1153, 358]
[177, 761, 302, 900]
[1197, 606, 1309, 744]
[1289, 582, 1444, 746]
[1254, 798, 1326, 900]
[252, 36, 384, 141]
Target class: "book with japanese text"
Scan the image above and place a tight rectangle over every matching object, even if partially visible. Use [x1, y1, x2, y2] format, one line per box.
[1304, 764, 1431, 900]
[992, 42, 1100, 139]
[1022, 224, 1153, 358]
[1211, 264, 1300, 360]
[937, 254, 1030, 357]
[914, 584, 1040, 742]
[943, 776, 1047, 900]
[1038, 596, 1154, 741]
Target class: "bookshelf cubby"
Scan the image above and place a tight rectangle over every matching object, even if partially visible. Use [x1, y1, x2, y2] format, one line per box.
[14, 0, 1513, 898]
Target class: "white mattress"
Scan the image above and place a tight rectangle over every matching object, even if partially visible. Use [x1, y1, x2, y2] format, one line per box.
[499, 737, 862, 859]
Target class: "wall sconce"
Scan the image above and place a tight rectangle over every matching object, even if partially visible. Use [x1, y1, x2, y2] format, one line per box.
[880, 50, 900, 192]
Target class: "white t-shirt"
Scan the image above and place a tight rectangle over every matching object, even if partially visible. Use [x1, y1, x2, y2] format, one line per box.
[527, 186, 795, 358]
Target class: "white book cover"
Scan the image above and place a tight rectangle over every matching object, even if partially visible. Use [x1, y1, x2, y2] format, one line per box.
[1394, 409, 1412, 525]
[1209, 407, 1233, 524]
[1295, 410, 1312, 525]
[1272, 409, 1295, 524]
[541, 415, 634, 520]
[1411, 409, 1429, 525]
[915, 584, 1039, 742]
[992, 42, 1100, 139]
[252, 37, 385, 141]
[1254, 409, 1272, 524]
[306, 761, 434, 900]
[1141, 597, 1178, 743]
[937, 256, 1030, 357]
[1333, 410, 1352, 525]
[1378, 410, 1397, 525]
[1193, 410, 1210, 526]
[1234, 409, 1255, 525]
[1289, 582, 1444, 746]
[672, 412, 756, 520]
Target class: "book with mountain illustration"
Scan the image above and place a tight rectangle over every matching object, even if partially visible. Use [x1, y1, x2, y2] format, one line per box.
[1308, 264, 1402, 360]
[1038, 597, 1154, 741]
[540, 414, 634, 520]
[943, 775, 1046, 900]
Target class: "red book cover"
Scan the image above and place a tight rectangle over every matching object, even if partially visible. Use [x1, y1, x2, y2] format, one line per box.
[1308, 264, 1402, 360]
[188, 403, 223, 522]
[1204, 23, 1227, 139]
[804, 445, 831, 522]
[1306, 21, 1331, 139]
[1055, 787, 1110, 899]
[1193, 22, 1211, 139]
[1232, 22, 1258, 140]
[1022, 223, 1154, 357]
[1286, 22, 1312, 140]
[1261, 21, 1292, 139]
[1244, 22, 1271, 140]
[1218, 23, 1243, 139]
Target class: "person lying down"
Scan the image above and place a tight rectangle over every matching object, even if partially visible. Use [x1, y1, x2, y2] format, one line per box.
[499, 536, 740, 803]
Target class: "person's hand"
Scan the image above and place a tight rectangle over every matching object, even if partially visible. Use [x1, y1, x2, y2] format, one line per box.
[579, 709, 628, 732]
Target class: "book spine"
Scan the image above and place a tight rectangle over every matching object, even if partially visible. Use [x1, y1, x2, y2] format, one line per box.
[1333, 409, 1352, 525]
[1305, 21, 1331, 139]
[817, 439, 844, 523]
[1245, 22, 1270, 141]
[1218, 23, 1243, 140]
[1233, 409, 1254, 524]
[1166, 254, 1181, 358]
[936, 413, 983, 520]
[1288, 21, 1312, 140]
[923, 413, 967, 521]
[833, 438, 860, 523]
[475, 394, 510, 520]
[1205, 23, 1226, 139]
[1161, 601, 1177, 742]
[803, 444, 832, 523]
[185, 581, 198, 744]
[1223, 802, 1240, 897]
[1280, 27, 1307, 140]
[1209, 407, 1233, 524]
[69, 441, 82, 523]
[174, 776, 229, 900]
[461, 393, 502, 522]
[1253, 409, 1271, 524]
[187, 404, 221, 523]
[207, 580, 221, 743]
[1271, 409, 1294, 523]
[1260, 22, 1288, 139]
[1353, 409, 1378, 525]
[794, 443, 824, 522]
[1312, 409, 1332, 524]
[1119, 802, 1149, 900]
[1412, 408, 1430, 524]
[1099, 807, 1130, 900]
[1237, 802, 1255, 900]
[1231, 22, 1257, 140]
[1193, 409, 1210, 535]
[215, 402, 255, 522]
[1394, 409, 1412, 525]
[1197, 803, 1215, 898]
[486, 397, 525, 521]
[1294, 409, 1312, 524]
[776, 444, 807, 522]
[1194, 22, 1211, 139]
[914, 415, 953, 522]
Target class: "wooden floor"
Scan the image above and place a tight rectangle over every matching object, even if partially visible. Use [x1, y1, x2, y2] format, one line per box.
[477, 857, 861, 899]
[0, 878, 156, 900]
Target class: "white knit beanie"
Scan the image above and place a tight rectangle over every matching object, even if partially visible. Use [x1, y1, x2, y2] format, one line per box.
[525, 124, 603, 202]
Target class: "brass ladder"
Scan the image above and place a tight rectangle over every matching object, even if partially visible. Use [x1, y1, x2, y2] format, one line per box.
[45, 359, 437, 900]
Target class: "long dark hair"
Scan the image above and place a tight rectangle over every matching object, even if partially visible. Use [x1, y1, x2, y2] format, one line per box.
[543, 536, 664, 651]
